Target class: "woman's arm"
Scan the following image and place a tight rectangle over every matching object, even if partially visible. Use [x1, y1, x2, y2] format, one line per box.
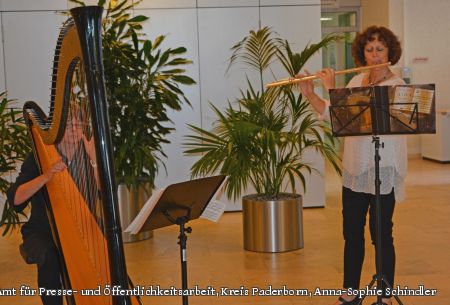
[13, 160, 66, 206]
[297, 68, 335, 116]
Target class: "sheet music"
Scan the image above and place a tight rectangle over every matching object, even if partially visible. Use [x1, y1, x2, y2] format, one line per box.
[124, 188, 165, 235]
[393, 86, 434, 114]
[200, 199, 226, 222]
[200, 177, 228, 222]
[393, 86, 415, 111]
[412, 88, 434, 114]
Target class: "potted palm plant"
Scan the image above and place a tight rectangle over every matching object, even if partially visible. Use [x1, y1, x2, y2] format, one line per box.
[0, 93, 31, 236]
[184, 27, 341, 252]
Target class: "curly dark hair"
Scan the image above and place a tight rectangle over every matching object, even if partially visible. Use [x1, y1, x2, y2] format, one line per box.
[351, 26, 402, 67]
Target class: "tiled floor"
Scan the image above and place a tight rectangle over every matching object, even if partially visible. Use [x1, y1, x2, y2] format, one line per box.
[0, 157, 449, 305]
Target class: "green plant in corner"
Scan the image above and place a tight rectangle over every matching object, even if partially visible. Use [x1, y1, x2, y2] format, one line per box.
[0, 93, 31, 235]
[71, 0, 195, 189]
[185, 27, 341, 200]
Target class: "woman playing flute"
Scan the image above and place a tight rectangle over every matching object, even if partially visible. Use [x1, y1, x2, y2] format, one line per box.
[297, 26, 406, 305]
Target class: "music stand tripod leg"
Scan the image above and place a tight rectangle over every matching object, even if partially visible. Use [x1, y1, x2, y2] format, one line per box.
[361, 136, 404, 305]
[163, 210, 192, 305]
[177, 216, 192, 305]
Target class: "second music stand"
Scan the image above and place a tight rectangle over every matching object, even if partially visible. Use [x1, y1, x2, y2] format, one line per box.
[135, 175, 227, 305]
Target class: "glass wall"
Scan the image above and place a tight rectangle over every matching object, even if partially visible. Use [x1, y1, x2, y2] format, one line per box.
[321, 9, 360, 88]
[321, 8, 360, 153]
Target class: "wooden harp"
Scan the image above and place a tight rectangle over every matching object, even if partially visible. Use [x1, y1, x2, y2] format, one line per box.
[23, 6, 141, 305]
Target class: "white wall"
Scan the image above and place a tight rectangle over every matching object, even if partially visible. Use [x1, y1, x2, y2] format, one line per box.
[388, 0, 404, 67]
[137, 7, 201, 187]
[0, 0, 327, 215]
[0, 0, 67, 11]
[403, 0, 450, 110]
[0, 14, 5, 93]
[3, 11, 66, 108]
[387, 0, 450, 155]
[386, 0, 421, 155]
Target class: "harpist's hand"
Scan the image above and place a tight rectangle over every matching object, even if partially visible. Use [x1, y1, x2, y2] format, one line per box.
[14, 159, 67, 206]
[44, 159, 67, 182]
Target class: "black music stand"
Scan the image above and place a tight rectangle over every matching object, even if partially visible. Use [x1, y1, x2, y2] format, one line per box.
[135, 175, 227, 305]
[329, 84, 435, 305]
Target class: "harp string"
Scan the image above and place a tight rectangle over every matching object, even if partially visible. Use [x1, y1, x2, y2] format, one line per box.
[79, 64, 110, 287]
[79, 82, 109, 286]
[56, 61, 111, 285]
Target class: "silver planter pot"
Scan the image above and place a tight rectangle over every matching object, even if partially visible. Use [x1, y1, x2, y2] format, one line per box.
[242, 194, 303, 252]
[118, 183, 153, 243]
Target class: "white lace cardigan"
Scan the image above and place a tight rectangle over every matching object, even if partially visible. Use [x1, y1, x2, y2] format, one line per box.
[321, 73, 408, 202]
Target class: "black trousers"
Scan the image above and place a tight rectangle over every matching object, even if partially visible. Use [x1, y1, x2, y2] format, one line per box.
[342, 187, 396, 297]
[37, 245, 63, 305]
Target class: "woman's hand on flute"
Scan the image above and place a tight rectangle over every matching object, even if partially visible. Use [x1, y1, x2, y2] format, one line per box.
[315, 68, 336, 91]
[296, 69, 330, 116]
[296, 70, 315, 99]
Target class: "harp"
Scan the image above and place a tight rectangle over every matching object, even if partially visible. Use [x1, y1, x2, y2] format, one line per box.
[23, 6, 141, 305]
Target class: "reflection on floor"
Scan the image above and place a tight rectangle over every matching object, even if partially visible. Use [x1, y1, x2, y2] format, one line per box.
[0, 157, 449, 305]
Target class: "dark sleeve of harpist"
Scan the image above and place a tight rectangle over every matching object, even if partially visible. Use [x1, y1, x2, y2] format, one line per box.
[6, 154, 40, 213]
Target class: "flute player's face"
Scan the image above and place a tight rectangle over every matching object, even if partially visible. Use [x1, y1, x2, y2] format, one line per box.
[364, 36, 389, 66]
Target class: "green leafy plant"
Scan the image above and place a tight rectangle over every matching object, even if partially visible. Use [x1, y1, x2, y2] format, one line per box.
[71, 0, 195, 188]
[185, 27, 341, 200]
[0, 93, 31, 235]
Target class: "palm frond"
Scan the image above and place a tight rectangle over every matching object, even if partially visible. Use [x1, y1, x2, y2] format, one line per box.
[184, 27, 342, 199]
[278, 33, 342, 76]
[228, 26, 283, 74]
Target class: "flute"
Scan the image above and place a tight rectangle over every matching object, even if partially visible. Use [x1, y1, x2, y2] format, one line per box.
[266, 62, 391, 88]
